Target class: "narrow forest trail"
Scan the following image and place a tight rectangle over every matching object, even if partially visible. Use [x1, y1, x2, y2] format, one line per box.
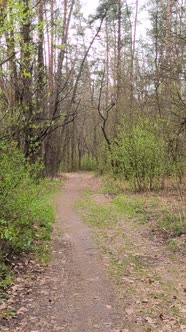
[1, 173, 123, 332]
[51, 173, 122, 331]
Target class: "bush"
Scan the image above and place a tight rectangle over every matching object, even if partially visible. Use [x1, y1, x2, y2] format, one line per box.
[0, 142, 56, 287]
[112, 122, 168, 191]
[81, 154, 97, 171]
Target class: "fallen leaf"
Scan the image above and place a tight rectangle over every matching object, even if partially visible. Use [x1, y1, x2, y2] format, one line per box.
[17, 307, 29, 315]
[106, 304, 112, 309]
[142, 299, 148, 303]
[159, 313, 164, 320]
[145, 316, 154, 324]
[93, 324, 100, 328]
[125, 308, 134, 315]
[0, 304, 7, 310]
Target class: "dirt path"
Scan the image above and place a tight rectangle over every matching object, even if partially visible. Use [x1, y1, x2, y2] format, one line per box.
[52, 173, 122, 331]
[1, 173, 123, 332]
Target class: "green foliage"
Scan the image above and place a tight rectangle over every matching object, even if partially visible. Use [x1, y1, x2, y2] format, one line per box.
[96, 146, 113, 175]
[112, 121, 168, 191]
[101, 177, 186, 237]
[80, 180, 186, 243]
[168, 139, 186, 183]
[159, 209, 186, 237]
[100, 175, 129, 195]
[76, 196, 119, 228]
[0, 263, 13, 290]
[113, 195, 146, 219]
[0, 142, 58, 288]
[81, 154, 97, 171]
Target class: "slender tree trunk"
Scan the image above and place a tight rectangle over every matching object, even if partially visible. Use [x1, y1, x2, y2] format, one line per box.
[130, 0, 138, 111]
[21, 0, 33, 157]
[49, 0, 54, 92]
[105, 19, 110, 108]
[116, 0, 122, 113]
[37, 0, 44, 95]
[165, 0, 172, 62]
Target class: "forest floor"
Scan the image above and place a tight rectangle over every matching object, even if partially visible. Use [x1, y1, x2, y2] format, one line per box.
[0, 173, 186, 332]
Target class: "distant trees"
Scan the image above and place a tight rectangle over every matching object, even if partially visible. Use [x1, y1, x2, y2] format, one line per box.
[74, 0, 186, 188]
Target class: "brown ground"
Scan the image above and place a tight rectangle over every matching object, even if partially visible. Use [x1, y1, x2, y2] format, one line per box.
[0, 173, 123, 332]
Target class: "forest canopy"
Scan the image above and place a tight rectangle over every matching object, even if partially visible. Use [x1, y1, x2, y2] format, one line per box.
[0, 0, 185, 178]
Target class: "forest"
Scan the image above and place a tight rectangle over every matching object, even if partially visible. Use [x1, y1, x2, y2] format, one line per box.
[0, 0, 186, 289]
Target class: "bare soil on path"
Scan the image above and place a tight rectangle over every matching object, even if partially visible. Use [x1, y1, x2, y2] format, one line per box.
[0, 173, 123, 332]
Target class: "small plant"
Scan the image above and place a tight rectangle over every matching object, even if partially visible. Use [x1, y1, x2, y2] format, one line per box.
[159, 209, 186, 237]
[0, 263, 13, 289]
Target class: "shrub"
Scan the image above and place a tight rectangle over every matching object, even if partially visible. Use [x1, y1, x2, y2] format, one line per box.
[112, 122, 168, 191]
[96, 145, 113, 175]
[81, 154, 97, 171]
[0, 142, 56, 287]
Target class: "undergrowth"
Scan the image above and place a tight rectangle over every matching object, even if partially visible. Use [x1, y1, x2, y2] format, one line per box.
[76, 196, 119, 228]
[0, 142, 61, 290]
[76, 177, 186, 331]
[101, 176, 186, 238]
[79, 176, 186, 246]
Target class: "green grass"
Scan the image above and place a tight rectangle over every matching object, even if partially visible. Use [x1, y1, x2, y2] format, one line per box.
[25, 178, 61, 263]
[76, 197, 119, 228]
[82, 188, 94, 197]
[100, 176, 186, 238]
[113, 195, 145, 216]
[112, 194, 161, 225]
[99, 175, 129, 195]
[159, 209, 186, 237]
[113, 194, 186, 236]
[0, 264, 13, 290]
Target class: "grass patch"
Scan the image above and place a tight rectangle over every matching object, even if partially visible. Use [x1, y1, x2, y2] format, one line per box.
[0, 264, 13, 290]
[113, 194, 186, 237]
[100, 176, 186, 238]
[112, 194, 160, 225]
[100, 175, 129, 195]
[82, 188, 94, 197]
[113, 195, 146, 219]
[76, 196, 119, 228]
[159, 209, 186, 237]
[107, 251, 147, 285]
[31, 180, 60, 264]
